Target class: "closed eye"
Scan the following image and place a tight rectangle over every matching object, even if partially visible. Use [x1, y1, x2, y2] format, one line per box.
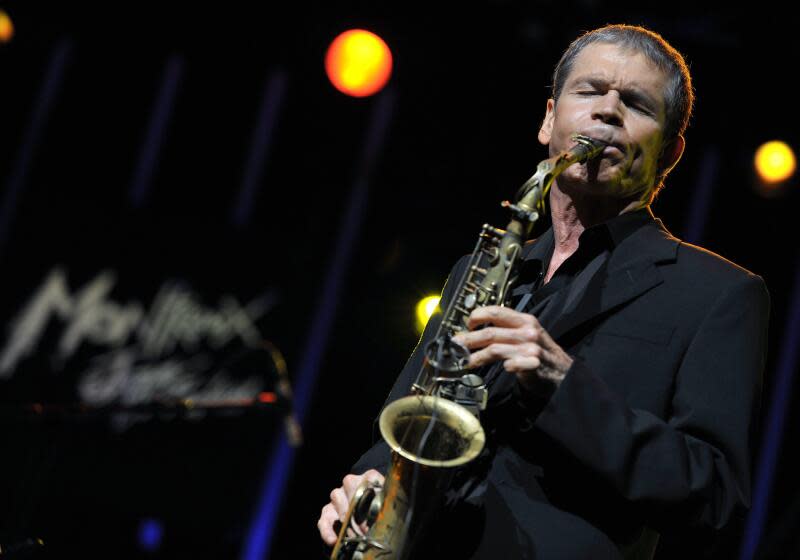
[624, 99, 653, 116]
[576, 90, 654, 116]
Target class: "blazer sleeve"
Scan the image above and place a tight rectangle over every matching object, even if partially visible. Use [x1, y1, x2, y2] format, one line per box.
[527, 273, 770, 533]
[350, 254, 471, 475]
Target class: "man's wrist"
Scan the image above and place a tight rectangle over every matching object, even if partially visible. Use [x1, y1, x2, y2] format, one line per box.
[517, 353, 573, 396]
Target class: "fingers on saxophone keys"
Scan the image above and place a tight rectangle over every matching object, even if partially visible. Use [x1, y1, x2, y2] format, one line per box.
[469, 342, 540, 368]
[330, 487, 350, 519]
[318, 503, 341, 545]
[465, 306, 539, 330]
[342, 474, 361, 497]
[453, 325, 539, 349]
[503, 355, 542, 373]
[468, 342, 513, 367]
[363, 469, 385, 485]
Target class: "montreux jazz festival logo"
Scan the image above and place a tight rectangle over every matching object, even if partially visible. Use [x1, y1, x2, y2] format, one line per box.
[0, 267, 279, 423]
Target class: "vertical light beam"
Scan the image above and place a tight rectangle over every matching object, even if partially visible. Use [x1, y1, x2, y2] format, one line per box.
[682, 145, 720, 245]
[231, 70, 287, 228]
[740, 259, 800, 559]
[0, 39, 72, 255]
[241, 88, 396, 560]
[129, 55, 183, 209]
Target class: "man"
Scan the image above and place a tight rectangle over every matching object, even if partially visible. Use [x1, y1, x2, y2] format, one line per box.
[318, 24, 770, 559]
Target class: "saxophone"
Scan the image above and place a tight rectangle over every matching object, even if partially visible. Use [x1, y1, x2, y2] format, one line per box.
[331, 134, 607, 560]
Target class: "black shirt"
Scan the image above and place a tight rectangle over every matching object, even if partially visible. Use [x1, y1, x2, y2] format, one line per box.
[484, 207, 657, 414]
[515, 206, 656, 320]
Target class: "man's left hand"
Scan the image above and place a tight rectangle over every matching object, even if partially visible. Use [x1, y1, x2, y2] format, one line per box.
[451, 305, 573, 394]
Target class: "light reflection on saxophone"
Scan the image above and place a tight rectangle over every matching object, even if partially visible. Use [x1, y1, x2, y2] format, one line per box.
[331, 133, 607, 560]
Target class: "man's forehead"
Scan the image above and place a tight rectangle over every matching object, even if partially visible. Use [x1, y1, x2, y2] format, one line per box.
[567, 43, 664, 87]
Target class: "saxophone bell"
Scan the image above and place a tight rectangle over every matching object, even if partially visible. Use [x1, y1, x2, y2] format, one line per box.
[331, 396, 485, 560]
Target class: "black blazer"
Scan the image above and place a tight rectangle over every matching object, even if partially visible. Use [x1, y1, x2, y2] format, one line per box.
[351, 209, 770, 559]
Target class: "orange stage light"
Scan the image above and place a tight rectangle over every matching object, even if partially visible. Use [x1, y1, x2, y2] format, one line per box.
[0, 10, 14, 44]
[325, 29, 392, 98]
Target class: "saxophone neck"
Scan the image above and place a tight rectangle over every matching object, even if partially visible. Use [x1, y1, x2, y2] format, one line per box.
[514, 133, 609, 222]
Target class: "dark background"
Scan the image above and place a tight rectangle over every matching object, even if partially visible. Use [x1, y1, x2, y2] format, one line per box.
[0, 2, 797, 558]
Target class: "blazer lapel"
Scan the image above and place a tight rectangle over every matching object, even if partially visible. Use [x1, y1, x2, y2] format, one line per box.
[542, 217, 679, 342]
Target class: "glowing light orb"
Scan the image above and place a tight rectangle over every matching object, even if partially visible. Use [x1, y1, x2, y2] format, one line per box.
[0, 10, 14, 43]
[325, 29, 392, 98]
[754, 140, 796, 184]
[415, 295, 441, 334]
[138, 518, 164, 552]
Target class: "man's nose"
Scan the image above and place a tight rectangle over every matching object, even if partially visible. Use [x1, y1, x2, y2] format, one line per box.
[591, 91, 624, 127]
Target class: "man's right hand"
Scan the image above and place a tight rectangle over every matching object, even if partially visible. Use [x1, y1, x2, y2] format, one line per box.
[318, 469, 385, 546]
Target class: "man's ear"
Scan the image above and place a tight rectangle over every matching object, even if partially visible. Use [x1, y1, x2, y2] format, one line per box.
[657, 134, 686, 178]
[538, 98, 555, 145]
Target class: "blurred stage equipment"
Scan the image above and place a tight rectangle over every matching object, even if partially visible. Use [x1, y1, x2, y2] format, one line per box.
[0, 538, 44, 558]
[325, 29, 393, 98]
[2, 340, 302, 447]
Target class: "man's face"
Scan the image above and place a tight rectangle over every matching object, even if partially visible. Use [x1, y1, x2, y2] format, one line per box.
[539, 42, 672, 200]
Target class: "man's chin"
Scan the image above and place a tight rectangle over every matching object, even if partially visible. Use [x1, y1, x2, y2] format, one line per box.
[556, 172, 622, 197]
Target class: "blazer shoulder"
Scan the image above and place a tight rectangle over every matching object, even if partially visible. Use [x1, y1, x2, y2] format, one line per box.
[673, 240, 766, 291]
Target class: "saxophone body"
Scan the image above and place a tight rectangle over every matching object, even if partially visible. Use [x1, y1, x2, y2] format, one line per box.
[331, 134, 607, 560]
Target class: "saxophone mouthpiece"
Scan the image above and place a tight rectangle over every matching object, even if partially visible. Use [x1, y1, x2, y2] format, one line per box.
[569, 133, 608, 163]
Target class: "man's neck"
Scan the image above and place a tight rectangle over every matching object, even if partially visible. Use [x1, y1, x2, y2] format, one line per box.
[549, 182, 646, 256]
[541, 183, 646, 284]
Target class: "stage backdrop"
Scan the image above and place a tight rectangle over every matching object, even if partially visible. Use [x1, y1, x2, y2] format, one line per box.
[1, 5, 798, 560]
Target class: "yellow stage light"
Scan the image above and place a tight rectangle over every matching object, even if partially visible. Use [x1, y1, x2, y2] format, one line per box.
[754, 140, 796, 184]
[415, 295, 441, 334]
[0, 10, 14, 44]
[325, 29, 392, 98]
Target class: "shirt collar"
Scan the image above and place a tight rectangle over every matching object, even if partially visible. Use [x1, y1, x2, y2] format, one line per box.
[521, 205, 656, 264]
[579, 205, 655, 249]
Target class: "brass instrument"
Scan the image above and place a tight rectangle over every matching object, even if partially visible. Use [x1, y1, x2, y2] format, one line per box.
[331, 134, 607, 560]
